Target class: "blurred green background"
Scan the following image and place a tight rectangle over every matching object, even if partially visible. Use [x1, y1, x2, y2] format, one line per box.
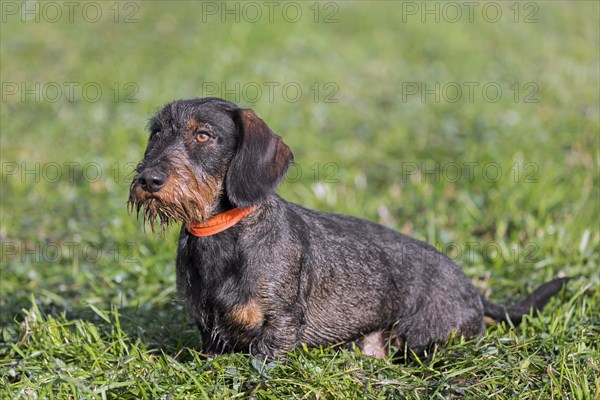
[1, 1, 598, 398]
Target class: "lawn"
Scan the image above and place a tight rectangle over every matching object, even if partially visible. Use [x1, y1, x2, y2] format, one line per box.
[1, 1, 599, 399]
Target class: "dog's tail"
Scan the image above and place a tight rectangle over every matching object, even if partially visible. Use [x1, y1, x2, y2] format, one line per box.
[482, 277, 570, 325]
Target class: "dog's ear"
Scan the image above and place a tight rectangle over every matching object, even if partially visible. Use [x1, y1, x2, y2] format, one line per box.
[226, 109, 293, 207]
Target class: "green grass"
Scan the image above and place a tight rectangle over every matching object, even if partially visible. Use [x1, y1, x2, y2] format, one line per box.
[1, 1, 598, 399]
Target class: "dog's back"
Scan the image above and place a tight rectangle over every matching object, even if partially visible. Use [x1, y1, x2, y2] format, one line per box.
[254, 197, 486, 353]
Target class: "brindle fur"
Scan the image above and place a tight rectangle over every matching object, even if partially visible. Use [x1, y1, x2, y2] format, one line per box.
[129, 97, 569, 359]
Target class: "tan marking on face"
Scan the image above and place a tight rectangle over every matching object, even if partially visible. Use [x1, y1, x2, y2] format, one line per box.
[229, 299, 264, 328]
[127, 149, 222, 231]
[186, 119, 209, 133]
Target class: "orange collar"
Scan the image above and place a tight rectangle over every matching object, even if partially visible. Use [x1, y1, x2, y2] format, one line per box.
[187, 206, 257, 237]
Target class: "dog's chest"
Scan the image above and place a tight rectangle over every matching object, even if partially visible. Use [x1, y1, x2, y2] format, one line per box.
[176, 234, 268, 338]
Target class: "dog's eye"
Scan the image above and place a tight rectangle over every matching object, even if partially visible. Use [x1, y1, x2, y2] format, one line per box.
[195, 131, 211, 143]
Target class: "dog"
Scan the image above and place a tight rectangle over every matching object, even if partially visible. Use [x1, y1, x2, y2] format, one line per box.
[128, 97, 569, 359]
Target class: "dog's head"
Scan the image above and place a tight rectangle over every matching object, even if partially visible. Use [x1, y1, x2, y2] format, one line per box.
[127, 97, 293, 230]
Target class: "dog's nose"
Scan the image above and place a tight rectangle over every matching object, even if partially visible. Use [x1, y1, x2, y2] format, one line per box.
[137, 169, 167, 193]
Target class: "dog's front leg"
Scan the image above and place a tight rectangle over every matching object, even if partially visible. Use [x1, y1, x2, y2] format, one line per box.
[249, 313, 301, 359]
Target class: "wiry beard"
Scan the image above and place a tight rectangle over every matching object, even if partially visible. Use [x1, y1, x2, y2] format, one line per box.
[127, 169, 222, 233]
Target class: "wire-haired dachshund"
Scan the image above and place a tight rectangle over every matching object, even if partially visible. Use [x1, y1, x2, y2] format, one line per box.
[128, 97, 568, 359]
